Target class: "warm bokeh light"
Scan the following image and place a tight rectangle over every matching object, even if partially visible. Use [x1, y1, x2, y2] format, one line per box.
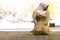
[0, 0, 54, 15]
[47, 0, 54, 14]
[0, 0, 42, 15]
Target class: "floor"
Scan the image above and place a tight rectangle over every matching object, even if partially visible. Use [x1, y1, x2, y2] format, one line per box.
[0, 31, 59, 40]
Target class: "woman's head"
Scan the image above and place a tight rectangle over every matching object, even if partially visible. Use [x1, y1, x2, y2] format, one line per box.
[39, 2, 49, 11]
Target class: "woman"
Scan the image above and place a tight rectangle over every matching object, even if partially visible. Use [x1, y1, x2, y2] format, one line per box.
[31, 2, 52, 35]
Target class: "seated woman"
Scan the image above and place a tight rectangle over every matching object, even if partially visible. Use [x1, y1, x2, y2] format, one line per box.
[31, 2, 52, 35]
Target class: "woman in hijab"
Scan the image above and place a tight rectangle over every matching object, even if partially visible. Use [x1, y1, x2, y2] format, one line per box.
[31, 2, 52, 35]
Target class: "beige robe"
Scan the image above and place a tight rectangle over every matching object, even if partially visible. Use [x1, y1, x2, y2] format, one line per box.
[31, 9, 52, 35]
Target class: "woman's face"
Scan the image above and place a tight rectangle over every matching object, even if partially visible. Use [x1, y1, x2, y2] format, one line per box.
[43, 5, 49, 11]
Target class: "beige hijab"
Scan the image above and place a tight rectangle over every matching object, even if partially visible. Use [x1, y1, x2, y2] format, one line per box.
[37, 2, 49, 11]
[32, 2, 49, 18]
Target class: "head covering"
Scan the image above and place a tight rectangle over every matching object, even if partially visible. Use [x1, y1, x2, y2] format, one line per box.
[39, 2, 49, 11]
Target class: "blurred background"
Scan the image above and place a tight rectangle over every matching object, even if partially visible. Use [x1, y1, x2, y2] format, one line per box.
[0, 0, 60, 30]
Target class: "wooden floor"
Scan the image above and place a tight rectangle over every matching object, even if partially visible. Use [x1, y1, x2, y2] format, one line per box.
[55, 25, 60, 27]
[0, 31, 59, 40]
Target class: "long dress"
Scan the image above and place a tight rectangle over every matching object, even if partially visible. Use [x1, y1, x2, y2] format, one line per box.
[31, 10, 52, 35]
